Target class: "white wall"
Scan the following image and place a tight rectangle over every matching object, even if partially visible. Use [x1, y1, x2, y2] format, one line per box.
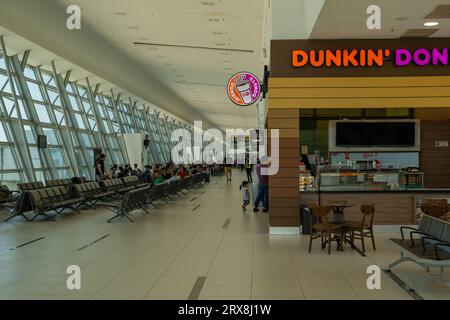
[121, 134, 144, 168]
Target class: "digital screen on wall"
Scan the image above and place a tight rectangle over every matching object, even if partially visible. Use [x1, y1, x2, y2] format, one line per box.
[336, 122, 415, 146]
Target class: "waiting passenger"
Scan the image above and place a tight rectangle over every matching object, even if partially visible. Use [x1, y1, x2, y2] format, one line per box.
[109, 164, 118, 179]
[153, 172, 165, 185]
[117, 166, 125, 178]
[131, 163, 139, 176]
[177, 165, 187, 179]
[142, 165, 153, 183]
[95, 153, 106, 182]
[123, 164, 130, 177]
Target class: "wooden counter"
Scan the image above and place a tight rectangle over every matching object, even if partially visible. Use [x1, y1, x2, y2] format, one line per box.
[300, 190, 450, 225]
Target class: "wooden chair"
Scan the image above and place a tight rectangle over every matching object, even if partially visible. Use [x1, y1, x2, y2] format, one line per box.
[421, 199, 449, 221]
[344, 204, 376, 252]
[308, 205, 343, 254]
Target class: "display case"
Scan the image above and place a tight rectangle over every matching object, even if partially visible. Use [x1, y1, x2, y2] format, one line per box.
[299, 173, 315, 192]
[317, 170, 403, 191]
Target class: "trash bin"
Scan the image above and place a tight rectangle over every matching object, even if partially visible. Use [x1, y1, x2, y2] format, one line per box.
[300, 205, 321, 235]
[299, 204, 311, 235]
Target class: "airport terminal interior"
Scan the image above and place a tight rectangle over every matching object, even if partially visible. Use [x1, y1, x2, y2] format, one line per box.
[0, 0, 449, 300]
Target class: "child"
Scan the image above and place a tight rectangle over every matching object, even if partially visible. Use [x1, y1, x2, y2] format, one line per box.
[240, 181, 250, 211]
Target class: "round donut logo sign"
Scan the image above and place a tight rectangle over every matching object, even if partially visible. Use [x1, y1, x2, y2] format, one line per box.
[227, 72, 261, 106]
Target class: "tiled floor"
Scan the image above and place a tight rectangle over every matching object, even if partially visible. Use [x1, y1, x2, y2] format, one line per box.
[0, 170, 449, 300]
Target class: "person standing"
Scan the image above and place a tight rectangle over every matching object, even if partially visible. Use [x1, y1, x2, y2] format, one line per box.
[245, 158, 253, 183]
[240, 181, 250, 211]
[95, 154, 106, 182]
[253, 158, 269, 212]
[224, 156, 233, 182]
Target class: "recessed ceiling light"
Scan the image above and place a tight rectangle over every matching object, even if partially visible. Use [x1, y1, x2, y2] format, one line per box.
[424, 21, 439, 26]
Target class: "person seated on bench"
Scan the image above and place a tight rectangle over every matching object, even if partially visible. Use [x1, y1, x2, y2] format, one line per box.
[177, 165, 187, 179]
[142, 165, 153, 184]
[153, 171, 165, 185]
[109, 164, 118, 179]
[131, 163, 139, 176]
[117, 166, 125, 178]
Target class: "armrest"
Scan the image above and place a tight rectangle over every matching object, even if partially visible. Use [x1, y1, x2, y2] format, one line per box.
[420, 236, 439, 252]
[434, 243, 450, 261]
[410, 231, 430, 246]
[400, 226, 418, 240]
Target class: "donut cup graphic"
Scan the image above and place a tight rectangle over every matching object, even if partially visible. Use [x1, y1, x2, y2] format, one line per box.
[236, 81, 252, 104]
[227, 72, 261, 106]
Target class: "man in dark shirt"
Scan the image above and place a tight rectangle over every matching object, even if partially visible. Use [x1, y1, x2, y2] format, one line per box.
[142, 165, 153, 184]
[95, 154, 106, 182]
[123, 164, 130, 176]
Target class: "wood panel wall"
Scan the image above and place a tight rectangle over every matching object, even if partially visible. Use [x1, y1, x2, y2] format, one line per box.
[267, 108, 300, 227]
[420, 120, 450, 188]
[300, 192, 415, 225]
[268, 77, 450, 109]
[266, 76, 450, 227]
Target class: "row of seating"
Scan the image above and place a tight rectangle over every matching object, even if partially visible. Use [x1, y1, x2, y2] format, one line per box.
[400, 215, 450, 259]
[70, 182, 115, 207]
[45, 178, 73, 188]
[211, 165, 224, 176]
[0, 185, 19, 204]
[101, 172, 209, 222]
[6, 186, 84, 222]
[17, 177, 89, 192]
[3, 172, 210, 222]
[387, 214, 450, 290]
[18, 181, 45, 191]
[0, 185, 21, 215]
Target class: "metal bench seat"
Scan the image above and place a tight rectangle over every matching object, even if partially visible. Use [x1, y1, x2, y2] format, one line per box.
[122, 176, 148, 189]
[101, 179, 134, 194]
[72, 182, 115, 207]
[101, 186, 151, 223]
[26, 186, 84, 220]
[386, 215, 450, 290]
[17, 181, 45, 191]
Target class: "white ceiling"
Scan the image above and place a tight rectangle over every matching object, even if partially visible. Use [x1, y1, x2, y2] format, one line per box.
[0, 0, 270, 130]
[3, 0, 449, 132]
[271, 0, 325, 39]
[311, 0, 450, 38]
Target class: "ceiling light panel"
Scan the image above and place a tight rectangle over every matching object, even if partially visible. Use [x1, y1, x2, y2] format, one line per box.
[401, 28, 439, 37]
[425, 5, 450, 19]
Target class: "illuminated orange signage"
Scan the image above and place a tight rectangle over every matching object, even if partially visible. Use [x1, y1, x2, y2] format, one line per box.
[292, 48, 449, 68]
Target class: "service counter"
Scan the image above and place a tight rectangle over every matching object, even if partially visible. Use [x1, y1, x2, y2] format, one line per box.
[300, 189, 450, 224]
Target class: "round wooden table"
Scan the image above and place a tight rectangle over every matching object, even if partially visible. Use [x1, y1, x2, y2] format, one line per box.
[324, 201, 353, 224]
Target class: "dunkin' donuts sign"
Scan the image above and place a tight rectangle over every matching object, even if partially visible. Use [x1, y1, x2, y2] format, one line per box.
[292, 48, 449, 68]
